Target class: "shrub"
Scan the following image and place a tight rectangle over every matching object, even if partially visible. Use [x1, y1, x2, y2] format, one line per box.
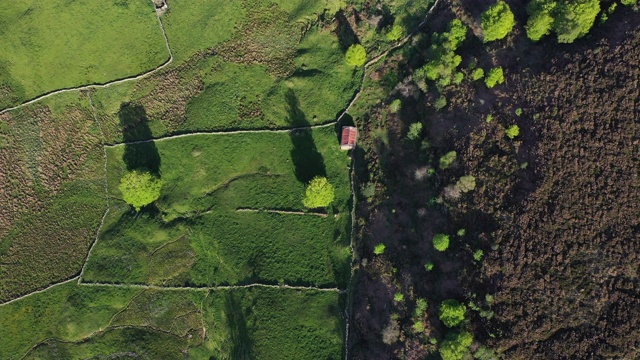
[473, 249, 484, 261]
[386, 24, 405, 41]
[486, 114, 493, 123]
[303, 176, 335, 208]
[471, 68, 485, 81]
[433, 233, 450, 251]
[456, 175, 476, 192]
[439, 151, 457, 169]
[374, 243, 386, 255]
[621, 0, 637, 6]
[424, 261, 435, 271]
[119, 170, 163, 212]
[515, 108, 523, 116]
[415, 298, 428, 316]
[505, 124, 520, 139]
[407, 122, 423, 141]
[434, 96, 448, 110]
[481, 1, 516, 42]
[389, 99, 402, 113]
[394, 292, 404, 302]
[413, 321, 425, 332]
[453, 72, 464, 85]
[484, 67, 504, 88]
[457, 228, 466, 236]
[439, 331, 473, 360]
[439, 299, 467, 327]
[345, 44, 366, 67]
[474, 346, 499, 360]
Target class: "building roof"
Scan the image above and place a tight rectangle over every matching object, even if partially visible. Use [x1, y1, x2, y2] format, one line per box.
[341, 126, 357, 149]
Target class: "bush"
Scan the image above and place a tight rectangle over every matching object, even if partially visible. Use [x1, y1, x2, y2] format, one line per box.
[505, 124, 520, 139]
[439, 300, 467, 327]
[412, 321, 425, 332]
[394, 292, 404, 302]
[386, 24, 405, 41]
[440, 331, 473, 360]
[515, 108, 523, 116]
[345, 44, 366, 67]
[415, 298, 428, 316]
[484, 67, 504, 88]
[471, 68, 484, 81]
[303, 176, 335, 208]
[433, 233, 450, 251]
[389, 99, 402, 113]
[473, 249, 484, 261]
[456, 175, 476, 192]
[434, 96, 448, 110]
[621, 0, 637, 6]
[453, 72, 464, 85]
[407, 122, 423, 140]
[424, 261, 435, 271]
[439, 151, 457, 169]
[481, 1, 516, 42]
[119, 170, 163, 212]
[374, 243, 386, 255]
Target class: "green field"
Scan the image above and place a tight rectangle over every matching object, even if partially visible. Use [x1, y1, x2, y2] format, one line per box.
[0, 0, 168, 109]
[0, 92, 106, 302]
[0, 282, 343, 359]
[83, 127, 352, 287]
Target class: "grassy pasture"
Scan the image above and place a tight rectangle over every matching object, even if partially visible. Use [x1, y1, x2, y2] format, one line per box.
[83, 127, 352, 287]
[0, 0, 168, 109]
[0, 282, 343, 360]
[0, 92, 106, 302]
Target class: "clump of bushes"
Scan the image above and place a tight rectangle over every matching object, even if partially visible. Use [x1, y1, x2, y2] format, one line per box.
[484, 67, 504, 88]
[481, 1, 516, 42]
[345, 44, 366, 67]
[303, 176, 335, 208]
[526, 0, 601, 43]
[416, 19, 467, 87]
[433, 233, 450, 251]
[439, 299, 467, 327]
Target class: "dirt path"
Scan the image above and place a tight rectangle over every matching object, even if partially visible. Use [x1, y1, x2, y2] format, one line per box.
[0, 1, 173, 116]
[236, 208, 329, 217]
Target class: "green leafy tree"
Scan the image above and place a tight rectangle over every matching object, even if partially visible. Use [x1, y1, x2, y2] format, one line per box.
[374, 243, 386, 255]
[439, 331, 473, 360]
[418, 19, 467, 86]
[303, 176, 335, 208]
[407, 122, 423, 140]
[386, 24, 405, 41]
[439, 150, 457, 169]
[439, 299, 467, 327]
[481, 1, 516, 42]
[484, 67, 504, 88]
[554, 0, 600, 43]
[345, 44, 367, 67]
[526, 10, 555, 41]
[433, 233, 450, 251]
[471, 68, 485, 81]
[119, 170, 163, 212]
[505, 124, 520, 139]
[621, 0, 637, 6]
[390, 99, 402, 113]
[456, 175, 476, 192]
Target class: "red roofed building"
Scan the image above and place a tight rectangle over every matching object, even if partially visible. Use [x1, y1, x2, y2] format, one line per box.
[340, 126, 357, 150]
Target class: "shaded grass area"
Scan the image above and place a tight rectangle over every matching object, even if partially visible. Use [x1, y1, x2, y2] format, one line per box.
[0, 282, 343, 360]
[0, 93, 106, 302]
[0, 0, 168, 109]
[84, 128, 351, 287]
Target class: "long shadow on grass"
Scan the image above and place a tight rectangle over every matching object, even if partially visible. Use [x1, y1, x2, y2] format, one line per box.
[118, 103, 161, 175]
[285, 89, 326, 183]
[224, 292, 254, 360]
[335, 10, 359, 51]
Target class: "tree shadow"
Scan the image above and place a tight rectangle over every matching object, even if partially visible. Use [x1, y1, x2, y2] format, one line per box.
[285, 90, 326, 183]
[224, 292, 254, 360]
[335, 10, 359, 51]
[118, 103, 161, 175]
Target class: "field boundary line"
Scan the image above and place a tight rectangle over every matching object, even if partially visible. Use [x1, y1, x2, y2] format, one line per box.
[0, 1, 174, 116]
[235, 208, 329, 217]
[0, 276, 79, 307]
[78, 281, 346, 293]
[78, 92, 111, 284]
[105, 121, 337, 147]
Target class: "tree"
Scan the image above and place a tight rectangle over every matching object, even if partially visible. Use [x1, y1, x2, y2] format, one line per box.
[481, 1, 516, 42]
[303, 176, 335, 208]
[526, 4, 555, 41]
[456, 175, 476, 192]
[407, 122, 423, 141]
[621, 0, 636, 6]
[471, 68, 485, 81]
[439, 151, 457, 169]
[374, 243, 386, 255]
[345, 44, 366, 67]
[439, 299, 467, 327]
[484, 67, 504, 88]
[433, 233, 450, 251]
[554, 0, 600, 43]
[119, 170, 163, 212]
[386, 24, 405, 41]
[506, 124, 520, 139]
[439, 331, 474, 360]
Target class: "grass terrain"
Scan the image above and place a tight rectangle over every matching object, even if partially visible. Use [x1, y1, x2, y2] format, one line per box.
[0, 0, 168, 109]
[0, 92, 106, 302]
[83, 127, 352, 287]
[0, 282, 343, 360]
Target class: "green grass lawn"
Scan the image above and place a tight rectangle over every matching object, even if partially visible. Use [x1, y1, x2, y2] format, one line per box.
[83, 127, 352, 287]
[0, 282, 343, 360]
[0, 0, 168, 109]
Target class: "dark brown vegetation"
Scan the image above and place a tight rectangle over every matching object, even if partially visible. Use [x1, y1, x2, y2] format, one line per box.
[349, 1, 639, 359]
